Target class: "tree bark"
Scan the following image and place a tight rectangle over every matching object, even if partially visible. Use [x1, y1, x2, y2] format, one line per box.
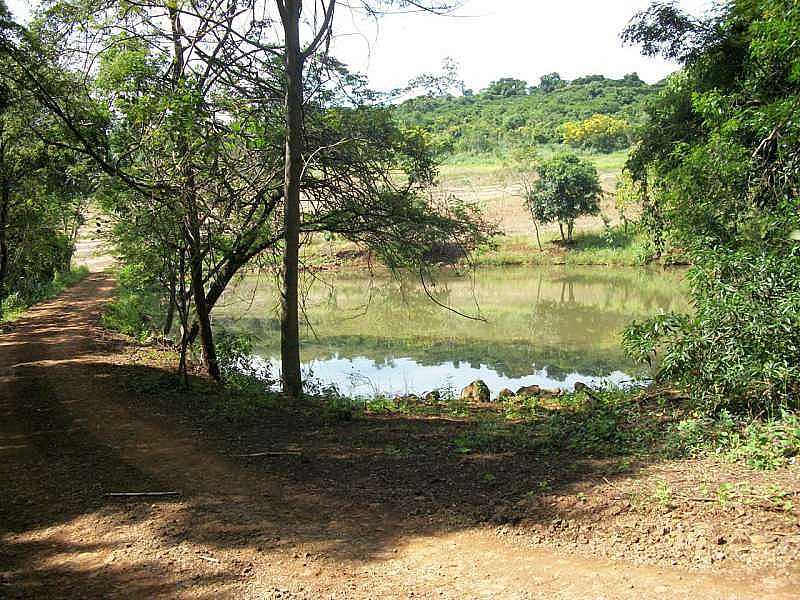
[532, 219, 543, 251]
[0, 186, 9, 306]
[279, 0, 304, 399]
[187, 220, 220, 381]
[558, 222, 565, 242]
[567, 220, 574, 243]
[163, 271, 177, 337]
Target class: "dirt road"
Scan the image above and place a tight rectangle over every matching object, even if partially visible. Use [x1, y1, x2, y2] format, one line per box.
[1, 273, 798, 599]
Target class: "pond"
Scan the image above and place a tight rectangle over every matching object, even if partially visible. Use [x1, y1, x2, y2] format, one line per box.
[214, 266, 689, 398]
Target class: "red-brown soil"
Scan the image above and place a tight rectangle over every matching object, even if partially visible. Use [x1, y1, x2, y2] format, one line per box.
[1, 273, 799, 599]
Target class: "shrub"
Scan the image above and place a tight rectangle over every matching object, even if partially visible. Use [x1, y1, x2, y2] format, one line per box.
[215, 331, 275, 395]
[623, 248, 800, 414]
[562, 114, 632, 152]
[102, 263, 162, 339]
[666, 410, 800, 470]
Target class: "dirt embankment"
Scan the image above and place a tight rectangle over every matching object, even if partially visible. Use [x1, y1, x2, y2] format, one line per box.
[1, 273, 798, 599]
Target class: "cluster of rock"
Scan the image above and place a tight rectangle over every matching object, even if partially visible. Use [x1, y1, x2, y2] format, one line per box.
[395, 379, 593, 405]
[461, 380, 572, 404]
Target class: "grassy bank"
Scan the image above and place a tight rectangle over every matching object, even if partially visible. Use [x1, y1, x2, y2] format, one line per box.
[305, 226, 663, 269]
[472, 228, 652, 267]
[304, 149, 676, 269]
[0, 266, 90, 323]
[110, 310, 799, 475]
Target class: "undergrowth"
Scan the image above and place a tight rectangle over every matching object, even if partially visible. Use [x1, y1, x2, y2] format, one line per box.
[1, 266, 90, 323]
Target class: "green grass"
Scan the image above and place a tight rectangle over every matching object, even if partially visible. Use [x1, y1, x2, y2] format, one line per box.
[0, 266, 90, 323]
[441, 147, 629, 179]
[304, 227, 654, 269]
[470, 227, 651, 267]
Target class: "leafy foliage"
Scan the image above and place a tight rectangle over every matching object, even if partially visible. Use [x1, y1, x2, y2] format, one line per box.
[525, 153, 602, 243]
[622, 0, 800, 414]
[562, 113, 632, 152]
[666, 410, 800, 470]
[624, 249, 800, 413]
[395, 74, 658, 155]
[0, 57, 90, 317]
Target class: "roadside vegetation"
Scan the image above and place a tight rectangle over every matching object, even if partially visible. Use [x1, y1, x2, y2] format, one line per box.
[0, 265, 88, 323]
[89, 0, 800, 477]
[1, 1, 799, 587]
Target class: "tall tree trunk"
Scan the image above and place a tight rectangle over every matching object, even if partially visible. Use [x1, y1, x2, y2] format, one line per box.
[187, 222, 220, 381]
[558, 222, 565, 242]
[0, 187, 9, 308]
[567, 220, 574, 243]
[280, 0, 304, 399]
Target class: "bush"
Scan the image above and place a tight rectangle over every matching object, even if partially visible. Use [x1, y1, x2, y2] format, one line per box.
[215, 331, 275, 395]
[666, 410, 800, 470]
[562, 114, 632, 152]
[624, 248, 800, 414]
[102, 263, 163, 339]
[1, 266, 89, 322]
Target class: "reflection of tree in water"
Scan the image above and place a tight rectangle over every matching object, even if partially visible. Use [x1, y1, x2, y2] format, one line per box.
[215, 266, 686, 380]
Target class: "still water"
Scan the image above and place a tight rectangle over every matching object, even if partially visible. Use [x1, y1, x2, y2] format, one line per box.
[214, 266, 689, 397]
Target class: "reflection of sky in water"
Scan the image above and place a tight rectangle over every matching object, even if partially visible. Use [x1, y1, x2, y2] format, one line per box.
[252, 354, 635, 397]
[223, 266, 687, 397]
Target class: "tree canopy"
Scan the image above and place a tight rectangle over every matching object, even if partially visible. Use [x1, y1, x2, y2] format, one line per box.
[525, 152, 602, 244]
[395, 73, 657, 155]
[622, 0, 800, 413]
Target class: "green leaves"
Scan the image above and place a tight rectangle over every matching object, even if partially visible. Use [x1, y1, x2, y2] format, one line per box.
[524, 152, 602, 240]
[622, 1, 800, 414]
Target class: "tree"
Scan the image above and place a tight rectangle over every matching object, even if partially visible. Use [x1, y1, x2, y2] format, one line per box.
[538, 72, 565, 93]
[621, 0, 800, 412]
[561, 113, 632, 152]
[0, 56, 90, 316]
[5, 0, 488, 393]
[397, 57, 464, 98]
[484, 77, 528, 98]
[525, 153, 601, 244]
[272, 0, 465, 398]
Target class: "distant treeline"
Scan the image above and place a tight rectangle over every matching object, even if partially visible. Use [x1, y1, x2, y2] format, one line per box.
[394, 73, 660, 155]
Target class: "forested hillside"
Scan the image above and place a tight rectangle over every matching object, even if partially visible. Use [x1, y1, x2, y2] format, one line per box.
[394, 73, 659, 155]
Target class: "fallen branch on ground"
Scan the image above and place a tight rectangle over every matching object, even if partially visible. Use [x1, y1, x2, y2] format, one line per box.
[105, 491, 180, 497]
[233, 451, 302, 457]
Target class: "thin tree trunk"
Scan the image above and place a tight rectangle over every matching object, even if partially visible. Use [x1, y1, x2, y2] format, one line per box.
[567, 220, 574, 243]
[280, 0, 304, 399]
[642, 174, 662, 259]
[163, 271, 177, 337]
[559, 222, 565, 242]
[0, 187, 9, 307]
[188, 226, 220, 381]
[533, 219, 543, 251]
[177, 250, 190, 386]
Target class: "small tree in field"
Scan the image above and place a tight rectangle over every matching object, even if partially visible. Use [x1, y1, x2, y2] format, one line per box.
[525, 153, 601, 244]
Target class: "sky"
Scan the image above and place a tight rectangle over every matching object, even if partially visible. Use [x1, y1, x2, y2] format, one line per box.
[329, 0, 715, 91]
[7, 0, 714, 91]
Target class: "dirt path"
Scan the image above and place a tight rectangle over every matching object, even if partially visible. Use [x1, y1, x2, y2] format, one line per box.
[1, 274, 798, 599]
